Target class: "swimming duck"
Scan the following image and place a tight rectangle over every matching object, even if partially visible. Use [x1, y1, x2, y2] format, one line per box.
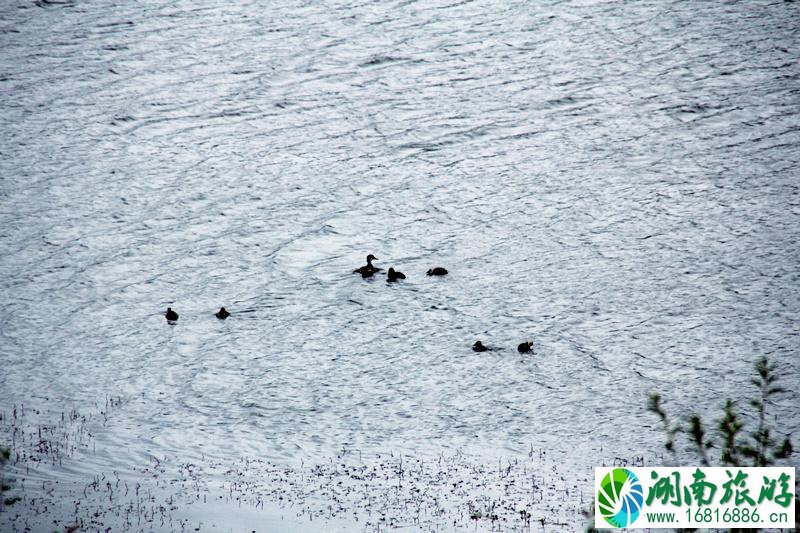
[387, 267, 406, 282]
[426, 267, 448, 276]
[354, 254, 381, 276]
[165, 307, 178, 321]
[472, 340, 489, 352]
[518, 341, 533, 353]
[215, 307, 230, 319]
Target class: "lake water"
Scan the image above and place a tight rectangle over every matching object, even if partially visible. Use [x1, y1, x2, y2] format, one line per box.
[1, 0, 798, 530]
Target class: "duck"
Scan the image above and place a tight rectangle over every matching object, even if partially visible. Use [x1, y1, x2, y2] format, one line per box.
[518, 341, 533, 353]
[387, 267, 406, 282]
[472, 340, 489, 352]
[354, 254, 381, 276]
[215, 307, 230, 319]
[165, 307, 179, 321]
[426, 267, 448, 276]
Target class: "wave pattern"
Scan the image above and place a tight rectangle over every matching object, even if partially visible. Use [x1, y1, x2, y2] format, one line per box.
[1, 0, 798, 479]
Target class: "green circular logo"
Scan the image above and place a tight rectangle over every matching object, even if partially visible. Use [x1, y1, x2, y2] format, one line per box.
[597, 468, 644, 527]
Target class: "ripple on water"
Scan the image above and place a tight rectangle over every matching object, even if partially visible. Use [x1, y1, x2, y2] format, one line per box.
[0, 0, 798, 530]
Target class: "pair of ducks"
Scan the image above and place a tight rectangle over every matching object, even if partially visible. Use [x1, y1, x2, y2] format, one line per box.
[354, 254, 404, 281]
[473, 340, 534, 353]
[353, 254, 448, 280]
[165, 307, 229, 322]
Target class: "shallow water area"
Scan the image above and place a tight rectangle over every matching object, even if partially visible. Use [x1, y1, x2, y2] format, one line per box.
[1, 0, 799, 530]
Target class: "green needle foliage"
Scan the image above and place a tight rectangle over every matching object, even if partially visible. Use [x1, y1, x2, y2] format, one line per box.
[646, 356, 797, 532]
[718, 399, 745, 467]
[688, 413, 711, 466]
[648, 393, 680, 454]
[648, 357, 793, 468]
[741, 358, 791, 466]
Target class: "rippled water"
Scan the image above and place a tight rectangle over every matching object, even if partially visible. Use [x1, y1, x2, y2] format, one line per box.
[1, 0, 799, 530]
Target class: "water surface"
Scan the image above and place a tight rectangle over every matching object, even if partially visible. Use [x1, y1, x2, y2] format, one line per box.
[1, 0, 798, 530]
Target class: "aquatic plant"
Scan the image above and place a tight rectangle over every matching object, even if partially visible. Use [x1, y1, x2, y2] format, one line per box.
[0, 445, 20, 510]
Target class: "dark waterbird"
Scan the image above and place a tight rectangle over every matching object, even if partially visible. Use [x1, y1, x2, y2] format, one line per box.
[387, 267, 406, 282]
[165, 307, 178, 322]
[472, 341, 489, 352]
[518, 341, 533, 353]
[215, 307, 230, 319]
[354, 254, 381, 277]
[427, 267, 448, 276]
